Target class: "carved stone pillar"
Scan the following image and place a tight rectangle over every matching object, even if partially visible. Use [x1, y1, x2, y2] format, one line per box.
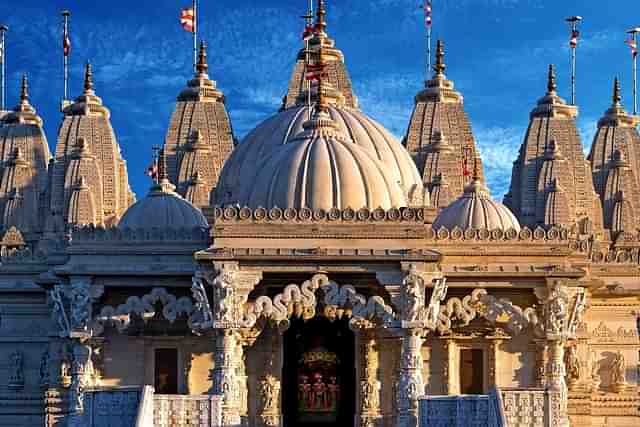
[442, 338, 456, 395]
[213, 330, 242, 427]
[257, 330, 281, 427]
[357, 332, 382, 427]
[67, 340, 97, 427]
[486, 334, 507, 389]
[395, 329, 424, 427]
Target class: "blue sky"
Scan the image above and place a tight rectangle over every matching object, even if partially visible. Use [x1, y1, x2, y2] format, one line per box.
[1, 0, 638, 199]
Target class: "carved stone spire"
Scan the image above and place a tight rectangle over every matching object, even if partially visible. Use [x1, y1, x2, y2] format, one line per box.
[433, 40, 446, 77]
[196, 41, 209, 77]
[506, 65, 602, 233]
[83, 62, 94, 94]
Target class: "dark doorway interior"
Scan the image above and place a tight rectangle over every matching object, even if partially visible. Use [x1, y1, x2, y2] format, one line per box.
[154, 348, 178, 394]
[282, 317, 355, 427]
[460, 349, 484, 394]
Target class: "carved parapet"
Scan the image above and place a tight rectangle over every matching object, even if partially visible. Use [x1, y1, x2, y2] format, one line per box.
[70, 224, 209, 243]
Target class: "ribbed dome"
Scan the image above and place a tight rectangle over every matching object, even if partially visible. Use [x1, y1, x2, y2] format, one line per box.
[243, 110, 407, 211]
[119, 179, 208, 229]
[215, 105, 424, 206]
[433, 179, 521, 231]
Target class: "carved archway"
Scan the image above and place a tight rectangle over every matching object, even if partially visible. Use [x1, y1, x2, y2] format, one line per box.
[244, 274, 396, 331]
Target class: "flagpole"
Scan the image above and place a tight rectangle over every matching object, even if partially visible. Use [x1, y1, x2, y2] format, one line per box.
[427, 25, 432, 79]
[305, 0, 313, 120]
[62, 11, 70, 104]
[0, 25, 7, 111]
[193, 0, 198, 73]
[566, 16, 582, 106]
[628, 27, 640, 116]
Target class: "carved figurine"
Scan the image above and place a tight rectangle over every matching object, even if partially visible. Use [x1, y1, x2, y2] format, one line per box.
[70, 280, 91, 331]
[8, 350, 24, 390]
[212, 266, 237, 324]
[190, 277, 214, 331]
[259, 374, 280, 413]
[545, 283, 568, 336]
[564, 345, 580, 389]
[590, 350, 600, 392]
[610, 351, 627, 392]
[402, 266, 425, 323]
[40, 350, 50, 388]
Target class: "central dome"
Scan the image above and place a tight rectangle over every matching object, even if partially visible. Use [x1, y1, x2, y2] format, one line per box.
[215, 104, 424, 207]
[244, 111, 406, 210]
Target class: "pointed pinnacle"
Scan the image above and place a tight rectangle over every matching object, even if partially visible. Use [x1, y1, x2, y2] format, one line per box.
[20, 74, 29, 103]
[84, 61, 94, 93]
[316, 0, 327, 34]
[612, 77, 622, 106]
[547, 64, 557, 94]
[433, 40, 446, 76]
[196, 41, 209, 76]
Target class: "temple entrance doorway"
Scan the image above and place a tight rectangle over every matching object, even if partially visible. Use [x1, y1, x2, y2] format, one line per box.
[282, 316, 355, 427]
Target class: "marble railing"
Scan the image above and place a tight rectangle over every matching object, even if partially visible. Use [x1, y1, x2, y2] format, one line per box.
[419, 388, 562, 427]
[153, 393, 222, 427]
[77, 386, 142, 427]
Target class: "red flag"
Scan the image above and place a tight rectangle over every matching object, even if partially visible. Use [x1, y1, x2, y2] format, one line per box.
[145, 162, 158, 180]
[626, 37, 638, 57]
[181, 7, 195, 33]
[63, 33, 71, 57]
[302, 25, 314, 41]
[569, 30, 579, 48]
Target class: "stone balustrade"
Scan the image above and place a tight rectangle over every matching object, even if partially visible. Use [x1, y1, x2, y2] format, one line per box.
[419, 388, 563, 427]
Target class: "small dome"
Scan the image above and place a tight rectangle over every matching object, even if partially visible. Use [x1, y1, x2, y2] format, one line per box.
[433, 179, 521, 231]
[216, 104, 423, 206]
[243, 111, 406, 211]
[119, 179, 208, 229]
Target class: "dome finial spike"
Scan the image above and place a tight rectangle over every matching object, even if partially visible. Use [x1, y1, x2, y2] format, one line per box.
[433, 39, 446, 76]
[472, 156, 480, 182]
[84, 61, 94, 93]
[315, 0, 327, 34]
[547, 64, 557, 94]
[20, 73, 29, 103]
[158, 148, 168, 183]
[317, 45, 328, 111]
[196, 40, 209, 76]
[612, 76, 622, 106]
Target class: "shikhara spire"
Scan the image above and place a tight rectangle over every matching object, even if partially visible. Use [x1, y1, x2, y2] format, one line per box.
[316, 0, 327, 35]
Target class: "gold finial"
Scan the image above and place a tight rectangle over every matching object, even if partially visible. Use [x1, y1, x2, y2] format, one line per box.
[20, 74, 28, 103]
[84, 61, 94, 93]
[317, 45, 328, 111]
[547, 64, 557, 94]
[196, 41, 208, 76]
[433, 40, 445, 76]
[612, 77, 622, 106]
[158, 148, 168, 182]
[472, 156, 480, 181]
[316, 0, 327, 34]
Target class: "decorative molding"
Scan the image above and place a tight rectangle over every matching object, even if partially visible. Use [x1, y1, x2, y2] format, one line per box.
[93, 287, 195, 335]
[71, 224, 209, 243]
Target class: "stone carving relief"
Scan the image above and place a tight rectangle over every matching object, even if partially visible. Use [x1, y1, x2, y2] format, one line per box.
[70, 279, 93, 332]
[590, 350, 601, 392]
[564, 344, 580, 390]
[544, 282, 569, 336]
[401, 265, 426, 323]
[609, 351, 627, 392]
[93, 288, 194, 335]
[259, 374, 280, 426]
[435, 288, 539, 335]
[8, 350, 24, 390]
[190, 277, 214, 333]
[50, 285, 71, 337]
[40, 349, 50, 389]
